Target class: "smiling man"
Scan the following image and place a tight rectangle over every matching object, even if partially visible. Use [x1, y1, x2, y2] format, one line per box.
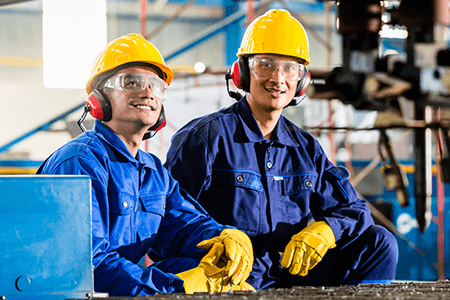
[37, 33, 255, 296]
[164, 10, 398, 290]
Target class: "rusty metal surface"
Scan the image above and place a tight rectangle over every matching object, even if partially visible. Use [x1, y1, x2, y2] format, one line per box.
[87, 280, 450, 300]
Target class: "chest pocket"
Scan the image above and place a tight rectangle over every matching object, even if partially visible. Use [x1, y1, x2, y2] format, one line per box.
[108, 192, 137, 247]
[110, 192, 137, 215]
[278, 174, 317, 223]
[140, 195, 166, 216]
[281, 174, 317, 195]
[210, 169, 263, 232]
[136, 194, 166, 242]
[212, 169, 263, 191]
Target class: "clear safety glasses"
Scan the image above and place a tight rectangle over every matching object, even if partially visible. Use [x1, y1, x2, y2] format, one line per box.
[103, 73, 168, 101]
[248, 57, 307, 81]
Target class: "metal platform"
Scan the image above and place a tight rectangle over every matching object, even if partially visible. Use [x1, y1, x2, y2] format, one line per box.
[84, 280, 450, 300]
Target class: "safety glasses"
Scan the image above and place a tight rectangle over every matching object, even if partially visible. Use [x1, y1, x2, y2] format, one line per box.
[248, 57, 307, 81]
[103, 73, 168, 101]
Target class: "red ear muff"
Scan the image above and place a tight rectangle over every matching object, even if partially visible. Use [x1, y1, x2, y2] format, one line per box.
[149, 105, 166, 131]
[143, 105, 166, 140]
[295, 69, 311, 97]
[287, 67, 311, 107]
[237, 57, 250, 92]
[230, 60, 242, 89]
[226, 60, 245, 101]
[85, 89, 112, 122]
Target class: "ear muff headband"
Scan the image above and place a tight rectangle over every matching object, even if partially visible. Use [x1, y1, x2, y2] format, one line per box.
[143, 105, 166, 140]
[231, 58, 311, 99]
[85, 89, 112, 122]
[84, 88, 166, 139]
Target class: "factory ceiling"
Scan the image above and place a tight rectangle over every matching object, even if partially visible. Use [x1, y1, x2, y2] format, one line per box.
[0, 0, 34, 6]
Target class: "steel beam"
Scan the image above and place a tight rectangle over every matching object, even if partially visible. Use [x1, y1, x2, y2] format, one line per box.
[0, 102, 85, 155]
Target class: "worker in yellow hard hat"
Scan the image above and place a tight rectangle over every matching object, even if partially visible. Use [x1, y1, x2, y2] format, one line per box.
[37, 33, 255, 296]
[165, 9, 398, 289]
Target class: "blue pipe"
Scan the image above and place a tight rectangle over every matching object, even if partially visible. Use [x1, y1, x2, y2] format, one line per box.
[165, 8, 247, 62]
[164, 1, 328, 63]
[0, 102, 85, 155]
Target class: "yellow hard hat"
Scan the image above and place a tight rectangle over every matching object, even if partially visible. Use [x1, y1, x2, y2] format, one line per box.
[237, 9, 310, 65]
[86, 33, 174, 94]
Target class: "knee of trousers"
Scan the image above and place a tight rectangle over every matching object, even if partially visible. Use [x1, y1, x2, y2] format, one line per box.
[364, 225, 399, 263]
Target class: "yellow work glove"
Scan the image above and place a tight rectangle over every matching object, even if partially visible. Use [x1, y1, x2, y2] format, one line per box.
[176, 242, 231, 293]
[231, 281, 256, 292]
[280, 221, 336, 276]
[176, 242, 255, 294]
[197, 229, 253, 286]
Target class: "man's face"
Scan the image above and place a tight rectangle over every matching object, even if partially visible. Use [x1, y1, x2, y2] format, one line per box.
[103, 66, 167, 130]
[247, 54, 304, 112]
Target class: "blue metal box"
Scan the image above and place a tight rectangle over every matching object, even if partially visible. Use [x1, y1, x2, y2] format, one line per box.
[0, 175, 93, 300]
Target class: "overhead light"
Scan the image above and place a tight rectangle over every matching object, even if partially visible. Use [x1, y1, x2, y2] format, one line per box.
[379, 24, 408, 39]
[194, 62, 206, 73]
[42, 0, 107, 89]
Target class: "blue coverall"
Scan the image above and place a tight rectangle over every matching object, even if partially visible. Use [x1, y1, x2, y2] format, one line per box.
[164, 97, 398, 289]
[37, 120, 229, 296]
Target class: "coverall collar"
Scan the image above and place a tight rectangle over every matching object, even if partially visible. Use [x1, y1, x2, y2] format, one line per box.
[93, 120, 157, 170]
[237, 97, 299, 147]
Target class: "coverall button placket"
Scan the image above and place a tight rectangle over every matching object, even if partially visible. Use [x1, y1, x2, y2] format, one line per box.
[265, 142, 273, 170]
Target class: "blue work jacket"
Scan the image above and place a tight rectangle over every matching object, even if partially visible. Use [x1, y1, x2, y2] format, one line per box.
[37, 120, 227, 296]
[164, 97, 374, 289]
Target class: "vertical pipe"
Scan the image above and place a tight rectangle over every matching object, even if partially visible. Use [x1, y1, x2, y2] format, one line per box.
[345, 111, 353, 177]
[434, 108, 445, 279]
[407, 25, 432, 233]
[414, 106, 433, 233]
[140, 0, 147, 37]
[326, 3, 336, 164]
[437, 162, 446, 279]
[146, 0, 196, 41]
[328, 105, 335, 165]
[325, 2, 333, 67]
[247, 0, 255, 25]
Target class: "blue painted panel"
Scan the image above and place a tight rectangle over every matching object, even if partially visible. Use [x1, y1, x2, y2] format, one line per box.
[389, 171, 450, 281]
[0, 175, 93, 300]
[352, 160, 450, 281]
[388, 195, 450, 280]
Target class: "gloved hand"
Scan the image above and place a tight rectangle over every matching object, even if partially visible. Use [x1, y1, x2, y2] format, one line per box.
[280, 221, 336, 276]
[176, 242, 255, 294]
[231, 281, 256, 292]
[197, 229, 253, 286]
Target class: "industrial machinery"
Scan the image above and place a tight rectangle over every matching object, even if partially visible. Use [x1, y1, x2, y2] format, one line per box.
[307, 0, 450, 234]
